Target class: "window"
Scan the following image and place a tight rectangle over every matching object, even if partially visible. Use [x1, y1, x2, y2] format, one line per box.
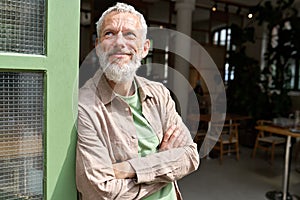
[0, 72, 44, 199]
[0, 0, 46, 55]
[212, 27, 234, 83]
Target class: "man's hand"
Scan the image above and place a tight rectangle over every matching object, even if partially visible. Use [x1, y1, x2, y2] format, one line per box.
[159, 125, 188, 151]
[113, 161, 136, 179]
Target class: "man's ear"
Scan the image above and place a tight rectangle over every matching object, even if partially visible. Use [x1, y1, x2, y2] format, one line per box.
[141, 39, 150, 58]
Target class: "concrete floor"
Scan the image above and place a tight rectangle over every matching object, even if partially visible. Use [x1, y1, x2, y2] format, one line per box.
[178, 145, 300, 200]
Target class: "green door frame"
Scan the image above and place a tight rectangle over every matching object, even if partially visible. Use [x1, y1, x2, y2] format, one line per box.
[0, 0, 80, 199]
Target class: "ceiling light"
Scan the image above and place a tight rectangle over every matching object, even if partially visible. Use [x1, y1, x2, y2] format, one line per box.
[212, 4, 217, 12]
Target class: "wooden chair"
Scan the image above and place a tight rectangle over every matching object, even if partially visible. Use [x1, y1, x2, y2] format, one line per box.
[252, 120, 286, 165]
[213, 122, 240, 164]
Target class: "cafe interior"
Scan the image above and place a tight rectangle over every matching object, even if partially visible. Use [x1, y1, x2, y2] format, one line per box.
[80, 0, 300, 199]
[0, 0, 300, 199]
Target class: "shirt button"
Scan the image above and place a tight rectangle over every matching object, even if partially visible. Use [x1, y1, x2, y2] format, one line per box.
[125, 108, 129, 111]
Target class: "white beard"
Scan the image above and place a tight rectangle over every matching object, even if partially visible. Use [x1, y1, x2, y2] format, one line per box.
[97, 46, 142, 83]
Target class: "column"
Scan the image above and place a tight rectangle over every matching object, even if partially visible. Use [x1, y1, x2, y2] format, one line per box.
[173, 0, 195, 121]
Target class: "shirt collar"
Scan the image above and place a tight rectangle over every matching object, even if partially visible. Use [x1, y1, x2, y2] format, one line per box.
[135, 76, 154, 102]
[92, 69, 153, 105]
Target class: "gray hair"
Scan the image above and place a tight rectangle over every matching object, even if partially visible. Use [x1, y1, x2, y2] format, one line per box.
[96, 2, 148, 41]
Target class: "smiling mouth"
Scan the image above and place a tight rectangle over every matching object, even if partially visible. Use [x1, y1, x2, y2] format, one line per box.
[107, 53, 131, 65]
[109, 52, 132, 59]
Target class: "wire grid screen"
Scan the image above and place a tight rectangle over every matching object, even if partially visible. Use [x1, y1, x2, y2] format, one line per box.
[0, 72, 44, 199]
[0, 0, 46, 55]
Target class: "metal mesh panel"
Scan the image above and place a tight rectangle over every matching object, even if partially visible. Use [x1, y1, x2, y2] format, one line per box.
[0, 0, 46, 55]
[0, 72, 44, 199]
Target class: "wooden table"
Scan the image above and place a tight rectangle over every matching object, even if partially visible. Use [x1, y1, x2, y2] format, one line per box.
[255, 125, 300, 200]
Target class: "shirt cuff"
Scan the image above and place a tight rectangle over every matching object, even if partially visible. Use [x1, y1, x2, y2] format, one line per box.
[128, 157, 155, 184]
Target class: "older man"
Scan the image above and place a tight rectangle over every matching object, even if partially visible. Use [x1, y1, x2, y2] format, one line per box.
[76, 2, 199, 200]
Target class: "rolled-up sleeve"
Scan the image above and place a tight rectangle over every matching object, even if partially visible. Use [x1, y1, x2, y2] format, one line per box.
[128, 144, 199, 184]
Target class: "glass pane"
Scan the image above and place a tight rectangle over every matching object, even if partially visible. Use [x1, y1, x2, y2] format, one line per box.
[213, 32, 219, 45]
[0, 72, 44, 199]
[0, 0, 46, 55]
[226, 29, 231, 50]
[224, 62, 229, 81]
[220, 29, 226, 45]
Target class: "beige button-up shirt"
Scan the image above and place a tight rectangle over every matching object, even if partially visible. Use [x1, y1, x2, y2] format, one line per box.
[76, 70, 200, 200]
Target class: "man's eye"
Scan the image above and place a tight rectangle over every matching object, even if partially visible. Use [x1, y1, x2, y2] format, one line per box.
[124, 32, 136, 39]
[104, 32, 113, 37]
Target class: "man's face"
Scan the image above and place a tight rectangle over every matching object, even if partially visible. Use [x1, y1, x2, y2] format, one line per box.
[97, 11, 150, 83]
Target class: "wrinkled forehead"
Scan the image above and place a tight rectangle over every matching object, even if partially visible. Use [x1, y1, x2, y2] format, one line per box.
[101, 11, 142, 32]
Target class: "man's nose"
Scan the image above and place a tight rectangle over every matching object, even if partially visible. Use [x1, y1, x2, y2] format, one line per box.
[114, 32, 126, 47]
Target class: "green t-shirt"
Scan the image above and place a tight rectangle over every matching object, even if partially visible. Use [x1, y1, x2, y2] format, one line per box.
[119, 83, 177, 200]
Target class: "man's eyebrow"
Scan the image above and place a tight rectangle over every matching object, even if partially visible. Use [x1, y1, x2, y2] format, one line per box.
[101, 27, 114, 32]
[123, 28, 138, 33]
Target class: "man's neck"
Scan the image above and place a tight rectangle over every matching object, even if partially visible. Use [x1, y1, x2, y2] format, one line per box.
[107, 78, 135, 96]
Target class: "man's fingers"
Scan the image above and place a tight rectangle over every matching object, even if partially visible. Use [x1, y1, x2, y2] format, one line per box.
[172, 131, 187, 148]
[160, 126, 185, 150]
[160, 125, 188, 150]
[162, 125, 177, 142]
[159, 125, 178, 150]
[168, 128, 180, 141]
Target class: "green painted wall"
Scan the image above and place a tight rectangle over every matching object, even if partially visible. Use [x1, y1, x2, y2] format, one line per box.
[46, 0, 80, 199]
[0, 0, 80, 199]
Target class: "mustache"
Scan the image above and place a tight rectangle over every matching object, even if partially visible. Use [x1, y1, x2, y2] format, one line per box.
[107, 48, 134, 56]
